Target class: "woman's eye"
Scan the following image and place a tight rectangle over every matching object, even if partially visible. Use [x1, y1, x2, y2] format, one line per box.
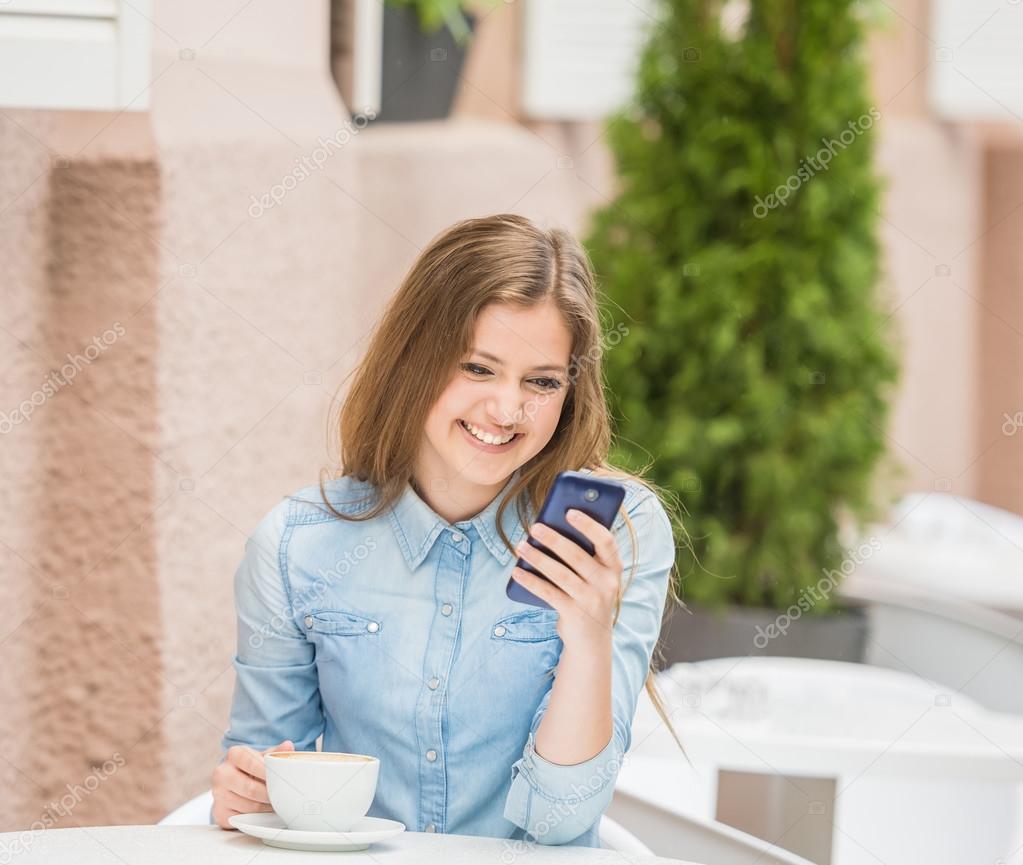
[460, 363, 562, 391]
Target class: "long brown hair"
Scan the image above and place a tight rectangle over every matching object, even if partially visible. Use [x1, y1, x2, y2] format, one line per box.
[317, 213, 688, 759]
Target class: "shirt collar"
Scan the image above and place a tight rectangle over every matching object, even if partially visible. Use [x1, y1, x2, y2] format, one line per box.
[387, 469, 531, 571]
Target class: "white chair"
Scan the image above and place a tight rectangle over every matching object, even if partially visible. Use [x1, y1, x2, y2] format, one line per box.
[597, 813, 653, 853]
[840, 492, 1023, 716]
[607, 791, 815, 865]
[159, 789, 653, 854]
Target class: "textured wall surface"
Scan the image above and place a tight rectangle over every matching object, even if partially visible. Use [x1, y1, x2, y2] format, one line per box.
[1, 111, 167, 830]
[876, 120, 983, 498]
[979, 148, 1023, 513]
[2, 111, 68, 834]
[146, 1, 361, 823]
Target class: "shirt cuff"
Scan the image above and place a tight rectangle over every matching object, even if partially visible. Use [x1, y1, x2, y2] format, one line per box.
[503, 730, 622, 845]
[521, 730, 620, 801]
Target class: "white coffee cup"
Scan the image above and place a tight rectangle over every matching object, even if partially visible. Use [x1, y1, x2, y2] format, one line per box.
[264, 751, 380, 832]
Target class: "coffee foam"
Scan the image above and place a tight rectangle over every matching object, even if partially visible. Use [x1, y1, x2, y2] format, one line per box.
[268, 751, 374, 762]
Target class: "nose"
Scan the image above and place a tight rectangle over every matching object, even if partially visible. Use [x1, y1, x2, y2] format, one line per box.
[485, 382, 525, 430]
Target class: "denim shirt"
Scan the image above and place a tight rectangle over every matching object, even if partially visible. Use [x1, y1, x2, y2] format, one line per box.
[219, 468, 676, 847]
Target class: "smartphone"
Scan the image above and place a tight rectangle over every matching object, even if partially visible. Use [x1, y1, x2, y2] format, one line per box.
[506, 470, 626, 609]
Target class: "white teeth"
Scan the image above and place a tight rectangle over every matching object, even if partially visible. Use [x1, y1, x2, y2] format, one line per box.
[460, 419, 516, 446]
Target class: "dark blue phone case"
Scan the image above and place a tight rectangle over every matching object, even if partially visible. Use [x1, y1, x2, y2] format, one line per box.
[506, 470, 626, 609]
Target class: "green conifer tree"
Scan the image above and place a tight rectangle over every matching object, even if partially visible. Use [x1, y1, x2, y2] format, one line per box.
[586, 0, 900, 610]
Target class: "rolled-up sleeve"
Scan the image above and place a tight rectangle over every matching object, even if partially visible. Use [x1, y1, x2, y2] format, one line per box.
[219, 497, 325, 761]
[503, 488, 676, 845]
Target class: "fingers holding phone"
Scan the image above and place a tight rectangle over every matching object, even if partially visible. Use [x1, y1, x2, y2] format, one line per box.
[507, 471, 626, 645]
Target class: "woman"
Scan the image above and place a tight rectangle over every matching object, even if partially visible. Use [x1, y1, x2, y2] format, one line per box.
[211, 213, 684, 847]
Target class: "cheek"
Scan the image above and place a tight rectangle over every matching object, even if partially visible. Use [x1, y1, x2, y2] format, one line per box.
[532, 391, 568, 431]
[438, 384, 475, 421]
[426, 381, 467, 424]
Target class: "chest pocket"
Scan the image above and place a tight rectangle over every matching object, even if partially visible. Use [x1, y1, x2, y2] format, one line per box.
[491, 608, 562, 680]
[475, 609, 563, 724]
[302, 608, 384, 711]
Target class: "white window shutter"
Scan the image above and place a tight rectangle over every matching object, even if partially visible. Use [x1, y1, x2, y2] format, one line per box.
[520, 0, 658, 121]
[929, 0, 1023, 122]
[0, 0, 153, 111]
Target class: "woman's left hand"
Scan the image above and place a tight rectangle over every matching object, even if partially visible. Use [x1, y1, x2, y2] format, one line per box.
[511, 509, 622, 648]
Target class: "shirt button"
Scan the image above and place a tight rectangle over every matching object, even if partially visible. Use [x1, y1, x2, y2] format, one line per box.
[426, 749, 437, 762]
[493, 625, 507, 637]
[428, 676, 440, 690]
[450, 531, 463, 543]
[366, 622, 379, 633]
[425, 823, 436, 832]
[441, 603, 453, 616]
[304, 616, 313, 629]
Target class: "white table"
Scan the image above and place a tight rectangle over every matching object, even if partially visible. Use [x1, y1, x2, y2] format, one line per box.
[0, 824, 700, 864]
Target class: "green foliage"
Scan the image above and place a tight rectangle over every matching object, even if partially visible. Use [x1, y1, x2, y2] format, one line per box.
[585, 0, 900, 611]
[385, 0, 498, 43]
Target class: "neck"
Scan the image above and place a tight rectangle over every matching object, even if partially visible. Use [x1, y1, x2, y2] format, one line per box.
[411, 469, 516, 524]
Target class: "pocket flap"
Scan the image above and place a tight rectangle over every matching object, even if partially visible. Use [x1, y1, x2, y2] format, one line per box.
[492, 609, 560, 643]
[304, 609, 381, 636]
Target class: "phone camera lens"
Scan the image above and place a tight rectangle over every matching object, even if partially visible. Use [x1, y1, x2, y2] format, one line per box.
[583, 488, 599, 502]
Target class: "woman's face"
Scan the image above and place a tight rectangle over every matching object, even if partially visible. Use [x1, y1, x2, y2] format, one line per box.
[418, 300, 573, 497]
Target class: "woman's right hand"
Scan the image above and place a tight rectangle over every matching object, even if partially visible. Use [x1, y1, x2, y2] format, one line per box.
[211, 739, 295, 829]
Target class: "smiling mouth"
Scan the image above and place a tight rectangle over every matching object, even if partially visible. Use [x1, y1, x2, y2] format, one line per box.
[458, 419, 522, 447]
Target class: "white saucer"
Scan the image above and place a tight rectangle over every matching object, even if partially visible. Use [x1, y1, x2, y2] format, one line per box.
[229, 812, 406, 851]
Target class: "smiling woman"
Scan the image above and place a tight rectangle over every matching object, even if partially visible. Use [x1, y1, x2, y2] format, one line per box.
[213, 213, 688, 848]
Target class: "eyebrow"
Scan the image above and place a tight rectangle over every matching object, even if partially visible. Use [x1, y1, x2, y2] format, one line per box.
[471, 349, 567, 374]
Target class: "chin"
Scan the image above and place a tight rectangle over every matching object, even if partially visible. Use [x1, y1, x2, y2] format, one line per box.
[458, 461, 518, 485]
